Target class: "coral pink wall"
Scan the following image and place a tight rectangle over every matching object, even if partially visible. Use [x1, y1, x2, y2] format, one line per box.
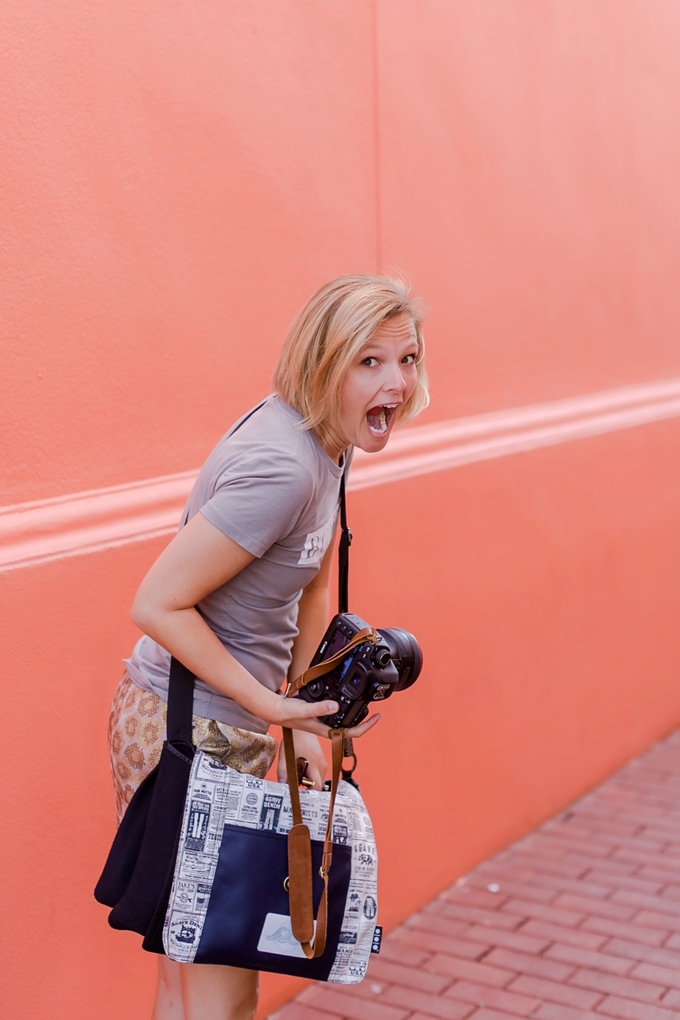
[2, 3, 680, 1019]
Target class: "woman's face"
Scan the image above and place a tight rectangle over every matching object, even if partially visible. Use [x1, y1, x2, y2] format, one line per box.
[334, 313, 419, 457]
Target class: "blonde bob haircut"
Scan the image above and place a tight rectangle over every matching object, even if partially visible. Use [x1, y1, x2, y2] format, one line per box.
[273, 275, 429, 453]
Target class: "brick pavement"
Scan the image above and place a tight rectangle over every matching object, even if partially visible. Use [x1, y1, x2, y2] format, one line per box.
[270, 730, 680, 1020]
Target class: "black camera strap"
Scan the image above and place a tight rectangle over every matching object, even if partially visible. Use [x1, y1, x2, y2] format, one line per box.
[337, 466, 360, 777]
[338, 469, 351, 614]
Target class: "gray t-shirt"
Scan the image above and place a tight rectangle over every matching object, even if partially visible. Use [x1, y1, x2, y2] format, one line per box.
[124, 395, 349, 732]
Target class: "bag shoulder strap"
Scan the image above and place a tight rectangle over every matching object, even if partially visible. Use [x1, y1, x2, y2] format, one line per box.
[166, 657, 196, 746]
[169, 397, 270, 741]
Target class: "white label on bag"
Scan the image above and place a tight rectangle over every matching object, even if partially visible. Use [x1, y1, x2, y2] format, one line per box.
[257, 913, 316, 958]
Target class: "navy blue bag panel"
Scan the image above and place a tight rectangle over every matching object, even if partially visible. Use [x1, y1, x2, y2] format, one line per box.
[95, 761, 160, 910]
[193, 825, 352, 979]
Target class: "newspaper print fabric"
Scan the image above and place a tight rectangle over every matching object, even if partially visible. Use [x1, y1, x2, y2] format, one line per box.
[163, 749, 378, 983]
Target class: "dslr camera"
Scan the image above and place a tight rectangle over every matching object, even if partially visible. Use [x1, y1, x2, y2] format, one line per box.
[296, 612, 423, 728]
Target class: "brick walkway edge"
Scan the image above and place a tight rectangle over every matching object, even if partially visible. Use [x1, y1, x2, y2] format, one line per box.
[271, 730, 680, 1020]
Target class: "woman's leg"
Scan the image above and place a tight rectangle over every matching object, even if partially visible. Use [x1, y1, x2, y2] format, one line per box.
[179, 962, 258, 1020]
[152, 959, 258, 1020]
[152, 958, 185, 1020]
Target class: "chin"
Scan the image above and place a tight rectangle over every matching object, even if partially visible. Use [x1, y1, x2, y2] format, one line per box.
[359, 429, 391, 453]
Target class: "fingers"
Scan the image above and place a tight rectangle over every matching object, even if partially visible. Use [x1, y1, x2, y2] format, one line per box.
[346, 713, 382, 738]
[276, 716, 333, 738]
[276, 749, 325, 790]
[305, 761, 325, 791]
[279, 698, 339, 722]
[274, 697, 383, 740]
[276, 712, 383, 739]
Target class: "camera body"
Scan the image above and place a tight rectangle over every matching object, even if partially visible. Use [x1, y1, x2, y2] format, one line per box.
[296, 612, 423, 728]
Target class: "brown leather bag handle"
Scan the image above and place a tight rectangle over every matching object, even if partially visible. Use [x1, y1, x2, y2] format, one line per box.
[282, 726, 347, 958]
[281, 619, 377, 955]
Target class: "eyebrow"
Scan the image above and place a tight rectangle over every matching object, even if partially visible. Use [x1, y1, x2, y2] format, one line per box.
[360, 342, 418, 355]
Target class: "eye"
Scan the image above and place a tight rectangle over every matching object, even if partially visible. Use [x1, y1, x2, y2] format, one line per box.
[401, 352, 417, 365]
[361, 356, 379, 367]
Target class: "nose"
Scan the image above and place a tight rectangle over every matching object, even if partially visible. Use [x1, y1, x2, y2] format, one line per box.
[384, 361, 408, 395]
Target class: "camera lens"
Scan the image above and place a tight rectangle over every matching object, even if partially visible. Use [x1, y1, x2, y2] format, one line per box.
[307, 679, 326, 699]
[376, 628, 423, 691]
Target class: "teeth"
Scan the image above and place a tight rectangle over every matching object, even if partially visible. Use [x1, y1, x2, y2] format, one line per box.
[367, 407, 389, 436]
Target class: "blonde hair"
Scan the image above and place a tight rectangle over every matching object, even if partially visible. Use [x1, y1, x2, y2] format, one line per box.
[273, 275, 429, 452]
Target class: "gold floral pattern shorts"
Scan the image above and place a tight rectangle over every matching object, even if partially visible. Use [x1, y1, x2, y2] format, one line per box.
[109, 673, 278, 824]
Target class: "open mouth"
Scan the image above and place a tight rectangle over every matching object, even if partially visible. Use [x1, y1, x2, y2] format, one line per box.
[366, 404, 399, 437]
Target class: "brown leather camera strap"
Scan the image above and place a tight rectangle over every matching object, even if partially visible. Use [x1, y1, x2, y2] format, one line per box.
[280, 466, 370, 958]
[282, 725, 347, 959]
[284, 627, 377, 698]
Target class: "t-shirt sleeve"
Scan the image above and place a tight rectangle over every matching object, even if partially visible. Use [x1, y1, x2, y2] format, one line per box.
[198, 444, 315, 558]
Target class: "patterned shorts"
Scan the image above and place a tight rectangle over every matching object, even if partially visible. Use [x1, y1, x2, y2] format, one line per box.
[109, 673, 278, 824]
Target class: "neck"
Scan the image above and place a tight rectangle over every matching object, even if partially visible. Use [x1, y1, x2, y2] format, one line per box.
[321, 439, 347, 465]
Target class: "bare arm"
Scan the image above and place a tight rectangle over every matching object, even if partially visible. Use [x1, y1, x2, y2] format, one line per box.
[131, 511, 341, 735]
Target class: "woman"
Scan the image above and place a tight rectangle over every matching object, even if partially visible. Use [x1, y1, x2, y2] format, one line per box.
[109, 275, 429, 1020]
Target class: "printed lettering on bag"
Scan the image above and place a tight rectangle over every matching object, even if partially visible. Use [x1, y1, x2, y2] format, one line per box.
[222, 782, 240, 818]
[347, 892, 361, 913]
[179, 855, 211, 879]
[258, 793, 283, 831]
[195, 883, 211, 909]
[239, 788, 261, 825]
[363, 895, 377, 920]
[175, 881, 196, 909]
[333, 821, 349, 844]
[169, 916, 198, 946]
[186, 800, 210, 852]
[257, 913, 316, 958]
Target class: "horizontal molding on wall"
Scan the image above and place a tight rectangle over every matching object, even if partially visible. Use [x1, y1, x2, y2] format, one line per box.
[349, 376, 680, 491]
[2, 377, 680, 572]
[0, 471, 199, 573]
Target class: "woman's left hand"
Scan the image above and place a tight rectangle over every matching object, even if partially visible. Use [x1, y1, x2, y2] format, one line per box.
[277, 730, 328, 791]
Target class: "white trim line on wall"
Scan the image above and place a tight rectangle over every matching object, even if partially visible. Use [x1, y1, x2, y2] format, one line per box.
[2, 377, 680, 572]
[349, 376, 680, 490]
[0, 471, 199, 572]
